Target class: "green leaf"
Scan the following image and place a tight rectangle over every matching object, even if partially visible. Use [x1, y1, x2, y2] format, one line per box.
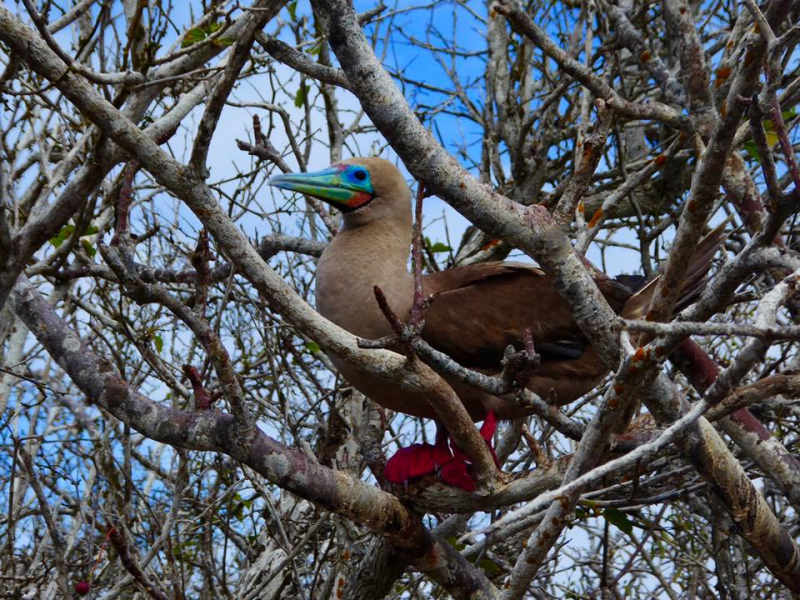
[294, 83, 309, 108]
[287, 0, 298, 20]
[81, 239, 96, 258]
[603, 508, 633, 536]
[479, 557, 502, 576]
[429, 242, 452, 253]
[769, 129, 781, 145]
[153, 335, 164, 353]
[446, 536, 466, 551]
[305, 341, 320, 354]
[214, 37, 235, 47]
[181, 27, 206, 47]
[82, 224, 99, 236]
[50, 224, 75, 248]
[743, 130, 779, 163]
[743, 141, 761, 163]
[308, 43, 321, 56]
[765, 130, 779, 146]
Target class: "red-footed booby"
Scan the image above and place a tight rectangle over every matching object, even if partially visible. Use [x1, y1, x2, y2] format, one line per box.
[270, 157, 722, 490]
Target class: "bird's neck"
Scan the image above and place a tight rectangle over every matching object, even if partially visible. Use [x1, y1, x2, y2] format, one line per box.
[316, 219, 413, 339]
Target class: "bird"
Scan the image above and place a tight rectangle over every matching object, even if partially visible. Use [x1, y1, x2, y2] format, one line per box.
[269, 157, 723, 491]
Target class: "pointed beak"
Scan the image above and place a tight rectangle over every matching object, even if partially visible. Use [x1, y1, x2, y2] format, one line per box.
[268, 166, 373, 209]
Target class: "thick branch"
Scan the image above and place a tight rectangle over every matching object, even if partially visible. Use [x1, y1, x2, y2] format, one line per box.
[9, 276, 497, 598]
[256, 32, 352, 90]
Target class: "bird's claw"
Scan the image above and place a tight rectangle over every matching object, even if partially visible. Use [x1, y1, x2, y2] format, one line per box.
[384, 442, 453, 483]
[384, 412, 499, 491]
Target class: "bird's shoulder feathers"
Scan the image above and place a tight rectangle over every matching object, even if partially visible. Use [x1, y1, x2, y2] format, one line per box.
[420, 262, 632, 369]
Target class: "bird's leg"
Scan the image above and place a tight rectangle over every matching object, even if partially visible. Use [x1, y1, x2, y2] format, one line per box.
[373, 184, 487, 492]
[383, 420, 454, 486]
[384, 414, 502, 492]
[433, 420, 476, 491]
[449, 411, 501, 468]
[436, 412, 500, 492]
[481, 411, 502, 469]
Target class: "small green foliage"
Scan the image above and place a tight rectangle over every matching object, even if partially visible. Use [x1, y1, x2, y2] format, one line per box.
[181, 22, 226, 48]
[181, 28, 206, 47]
[743, 132, 778, 163]
[744, 106, 796, 162]
[294, 83, 309, 108]
[224, 494, 253, 521]
[603, 508, 634, 536]
[446, 536, 466, 551]
[429, 241, 452, 253]
[50, 223, 99, 250]
[50, 224, 75, 248]
[304, 341, 321, 354]
[478, 557, 502, 576]
[80, 239, 96, 257]
[287, 0, 298, 20]
[153, 335, 164, 354]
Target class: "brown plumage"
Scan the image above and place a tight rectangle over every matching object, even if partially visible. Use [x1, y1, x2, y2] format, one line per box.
[271, 158, 722, 421]
[307, 157, 723, 422]
[268, 157, 725, 487]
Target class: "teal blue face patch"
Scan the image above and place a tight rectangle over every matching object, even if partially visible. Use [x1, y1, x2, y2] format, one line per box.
[268, 164, 376, 211]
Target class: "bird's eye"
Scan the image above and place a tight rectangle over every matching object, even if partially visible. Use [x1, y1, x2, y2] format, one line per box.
[353, 169, 367, 182]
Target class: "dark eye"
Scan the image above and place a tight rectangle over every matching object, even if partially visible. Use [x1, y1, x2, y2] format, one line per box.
[353, 169, 367, 181]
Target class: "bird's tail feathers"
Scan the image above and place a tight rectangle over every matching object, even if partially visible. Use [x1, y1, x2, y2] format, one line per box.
[621, 218, 730, 321]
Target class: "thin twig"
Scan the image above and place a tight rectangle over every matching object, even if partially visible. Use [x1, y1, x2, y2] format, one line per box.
[108, 526, 172, 600]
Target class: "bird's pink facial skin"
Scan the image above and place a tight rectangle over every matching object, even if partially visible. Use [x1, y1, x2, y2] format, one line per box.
[343, 190, 373, 209]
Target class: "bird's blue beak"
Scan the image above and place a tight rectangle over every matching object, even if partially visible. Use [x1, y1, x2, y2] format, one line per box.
[269, 164, 375, 210]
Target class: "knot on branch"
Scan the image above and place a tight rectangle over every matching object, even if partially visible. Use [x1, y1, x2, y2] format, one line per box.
[189, 229, 211, 275]
[357, 285, 434, 354]
[183, 365, 222, 411]
[500, 329, 540, 389]
[111, 160, 140, 247]
[188, 229, 213, 309]
[236, 114, 289, 170]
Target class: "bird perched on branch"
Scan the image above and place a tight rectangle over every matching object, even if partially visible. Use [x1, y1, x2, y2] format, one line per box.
[270, 157, 724, 491]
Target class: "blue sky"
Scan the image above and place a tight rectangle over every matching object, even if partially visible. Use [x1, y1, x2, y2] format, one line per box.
[4, 2, 778, 595]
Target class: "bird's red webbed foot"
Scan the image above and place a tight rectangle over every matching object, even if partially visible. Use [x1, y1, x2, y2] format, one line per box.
[450, 410, 500, 470]
[384, 412, 499, 492]
[384, 426, 452, 485]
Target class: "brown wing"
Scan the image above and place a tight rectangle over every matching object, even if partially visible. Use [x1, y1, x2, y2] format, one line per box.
[421, 262, 632, 370]
[620, 218, 730, 320]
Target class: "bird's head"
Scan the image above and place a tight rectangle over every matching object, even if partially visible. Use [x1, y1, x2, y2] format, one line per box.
[268, 157, 411, 227]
